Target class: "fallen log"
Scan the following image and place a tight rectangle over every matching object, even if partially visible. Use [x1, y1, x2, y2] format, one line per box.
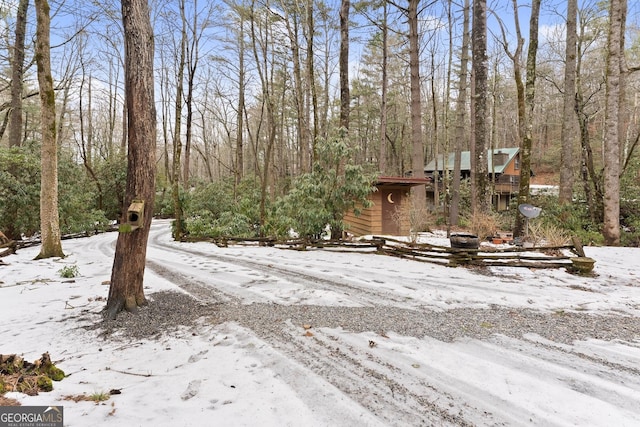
[0, 245, 16, 258]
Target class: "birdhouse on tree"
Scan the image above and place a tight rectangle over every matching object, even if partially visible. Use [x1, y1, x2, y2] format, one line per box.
[124, 199, 145, 231]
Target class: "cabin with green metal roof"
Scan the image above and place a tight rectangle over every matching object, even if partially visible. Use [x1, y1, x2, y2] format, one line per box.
[424, 147, 524, 211]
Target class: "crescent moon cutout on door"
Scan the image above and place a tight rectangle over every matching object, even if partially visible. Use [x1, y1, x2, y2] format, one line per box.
[387, 193, 394, 204]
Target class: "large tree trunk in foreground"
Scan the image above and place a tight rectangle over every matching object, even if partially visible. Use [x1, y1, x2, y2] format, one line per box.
[602, 0, 625, 246]
[450, 0, 470, 226]
[513, 0, 540, 238]
[559, 0, 577, 205]
[105, 0, 157, 320]
[471, 0, 489, 214]
[35, 0, 64, 260]
[408, 0, 426, 206]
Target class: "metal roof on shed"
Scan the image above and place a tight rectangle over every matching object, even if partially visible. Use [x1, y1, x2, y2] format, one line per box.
[376, 176, 431, 186]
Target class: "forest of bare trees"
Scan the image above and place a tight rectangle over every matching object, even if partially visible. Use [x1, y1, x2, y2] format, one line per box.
[2, 0, 640, 250]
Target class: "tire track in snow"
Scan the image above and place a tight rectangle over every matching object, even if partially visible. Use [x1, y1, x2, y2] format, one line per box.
[140, 233, 476, 424]
[269, 326, 478, 426]
[147, 227, 424, 308]
[134, 222, 640, 426]
[142, 258, 472, 424]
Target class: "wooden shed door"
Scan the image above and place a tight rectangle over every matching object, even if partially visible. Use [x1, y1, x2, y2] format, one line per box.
[381, 189, 403, 235]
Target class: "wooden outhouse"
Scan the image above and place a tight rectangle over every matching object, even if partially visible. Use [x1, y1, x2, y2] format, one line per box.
[343, 176, 430, 237]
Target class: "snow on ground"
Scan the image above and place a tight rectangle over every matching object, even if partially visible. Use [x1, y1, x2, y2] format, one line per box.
[1, 219, 640, 426]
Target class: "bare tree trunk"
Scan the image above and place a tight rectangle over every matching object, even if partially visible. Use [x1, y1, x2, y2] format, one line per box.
[408, 0, 426, 207]
[442, 1, 454, 227]
[79, 62, 104, 210]
[172, 0, 187, 240]
[617, 1, 629, 172]
[513, 0, 540, 237]
[159, 52, 172, 187]
[9, 0, 29, 148]
[318, 14, 332, 143]
[106, 0, 157, 319]
[430, 52, 439, 207]
[306, 0, 318, 165]
[87, 73, 93, 167]
[4, 0, 29, 240]
[602, 0, 624, 245]
[197, 101, 215, 182]
[182, 0, 206, 186]
[450, 0, 470, 226]
[34, 0, 64, 260]
[575, 13, 603, 223]
[108, 59, 120, 156]
[559, 0, 578, 204]
[378, 2, 389, 175]
[339, 0, 350, 131]
[249, 0, 277, 237]
[56, 69, 72, 150]
[281, 2, 308, 174]
[471, 0, 489, 214]
[236, 12, 245, 186]
[79, 62, 93, 168]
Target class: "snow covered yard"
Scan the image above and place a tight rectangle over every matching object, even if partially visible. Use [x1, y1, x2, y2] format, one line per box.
[1, 219, 640, 426]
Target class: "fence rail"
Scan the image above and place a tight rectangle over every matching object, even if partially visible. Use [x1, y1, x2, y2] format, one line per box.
[1, 230, 592, 274]
[196, 234, 593, 273]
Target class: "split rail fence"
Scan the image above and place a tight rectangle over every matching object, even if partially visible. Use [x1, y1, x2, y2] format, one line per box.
[198, 235, 592, 272]
[0, 230, 593, 273]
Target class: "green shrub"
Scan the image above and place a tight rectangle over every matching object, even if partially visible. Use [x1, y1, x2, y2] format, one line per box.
[188, 179, 235, 218]
[531, 194, 604, 245]
[58, 154, 112, 234]
[183, 176, 263, 238]
[58, 265, 79, 278]
[620, 158, 640, 246]
[620, 213, 640, 247]
[183, 211, 214, 237]
[275, 134, 376, 239]
[261, 207, 294, 239]
[211, 212, 255, 238]
[154, 187, 175, 218]
[0, 147, 41, 238]
[234, 177, 262, 224]
[91, 156, 127, 221]
[0, 147, 118, 238]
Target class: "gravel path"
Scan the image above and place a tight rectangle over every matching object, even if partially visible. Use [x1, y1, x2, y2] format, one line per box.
[92, 289, 640, 426]
[87, 224, 640, 426]
[97, 289, 640, 347]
